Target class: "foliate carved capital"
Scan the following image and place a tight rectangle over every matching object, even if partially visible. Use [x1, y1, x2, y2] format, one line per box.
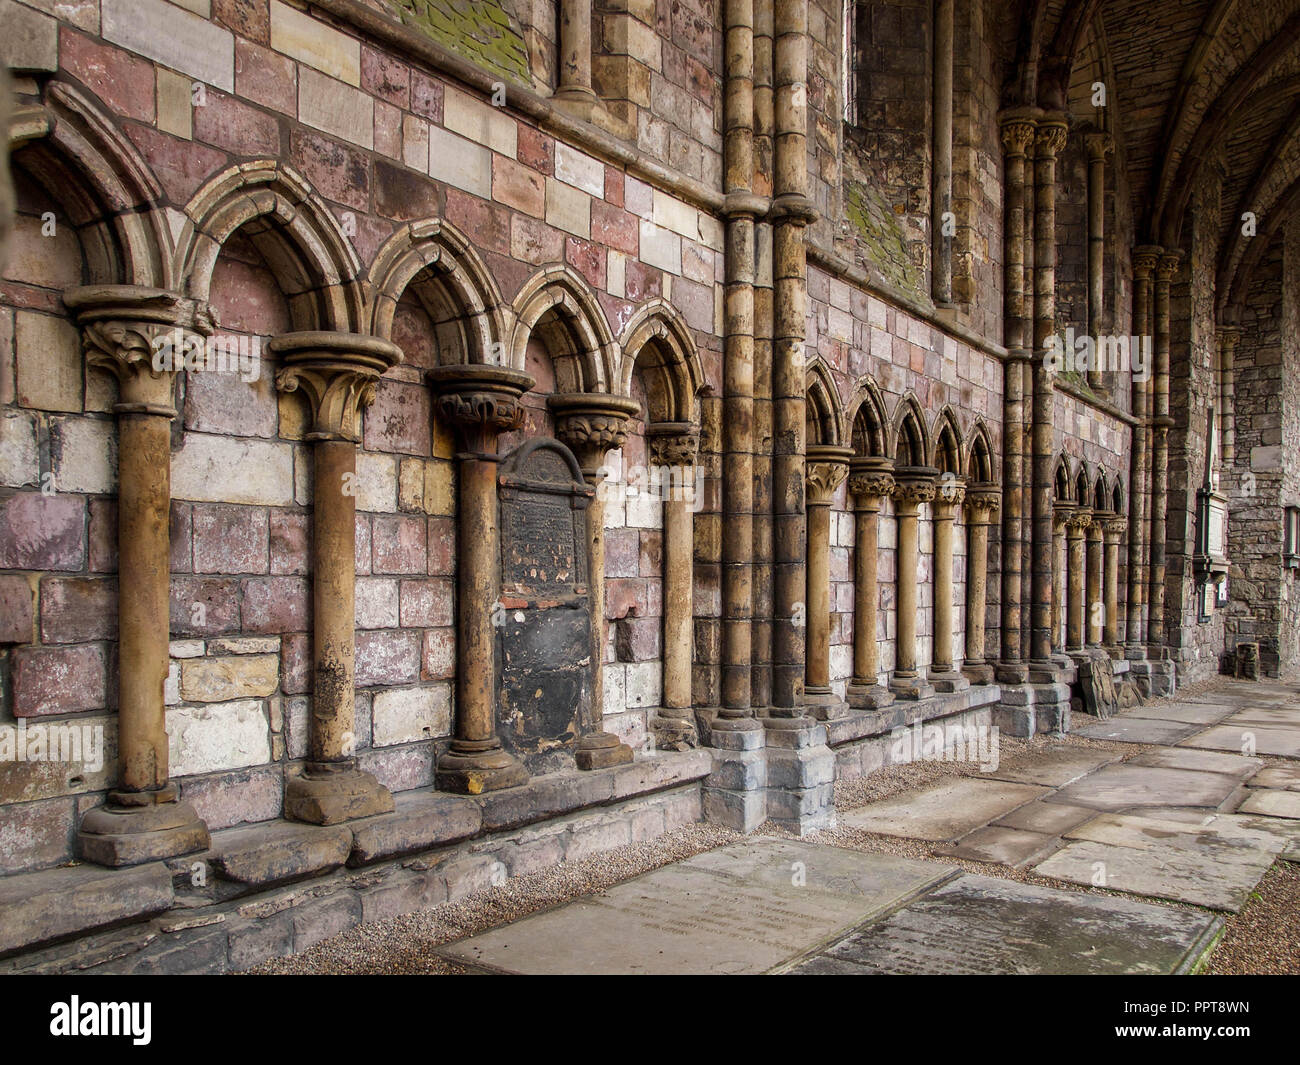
[1133, 246, 1162, 279]
[1217, 325, 1243, 354]
[1105, 517, 1129, 538]
[427, 364, 534, 449]
[1034, 117, 1069, 158]
[549, 392, 642, 470]
[647, 422, 699, 467]
[271, 332, 403, 442]
[934, 477, 966, 509]
[1084, 131, 1112, 161]
[849, 471, 895, 505]
[1053, 503, 1076, 532]
[1156, 251, 1183, 282]
[1066, 509, 1093, 534]
[805, 445, 853, 504]
[964, 487, 1001, 521]
[998, 107, 1040, 158]
[891, 466, 938, 508]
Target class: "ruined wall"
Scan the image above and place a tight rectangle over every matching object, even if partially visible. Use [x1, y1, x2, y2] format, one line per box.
[1280, 217, 1300, 675]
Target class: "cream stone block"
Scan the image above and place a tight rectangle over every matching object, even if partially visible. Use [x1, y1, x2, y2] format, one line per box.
[168, 698, 270, 776]
[443, 86, 517, 158]
[0, 409, 38, 488]
[356, 577, 400, 629]
[639, 220, 681, 274]
[372, 685, 452, 747]
[156, 67, 193, 139]
[180, 655, 279, 703]
[15, 311, 81, 414]
[207, 637, 278, 655]
[545, 178, 590, 238]
[427, 126, 493, 198]
[270, 0, 359, 85]
[603, 663, 628, 717]
[652, 190, 697, 240]
[51, 417, 117, 494]
[355, 450, 398, 513]
[172, 434, 294, 506]
[554, 143, 605, 196]
[299, 67, 374, 150]
[403, 114, 430, 172]
[624, 661, 662, 709]
[102, 0, 234, 91]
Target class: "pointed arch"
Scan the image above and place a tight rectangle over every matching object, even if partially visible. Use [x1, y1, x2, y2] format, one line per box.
[964, 419, 997, 485]
[890, 393, 930, 467]
[1075, 464, 1092, 509]
[367, 218, 508, 364]
[510, 264, 616, 392]
[174, 161, 365, 332]
[617, 297, 705, 425]
[845, 377, 889, 458]
[11, 82, 172, 288]
[1093, 470, 1112, 512]
[1111, 475, 1126, 515]
[930, 406, 964, 477]
[1054, 455, 1074, 501]
[805, 359, 845, 446]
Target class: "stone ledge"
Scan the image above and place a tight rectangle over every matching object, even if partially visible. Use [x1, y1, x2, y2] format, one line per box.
[0, 862, 173, 957]
[193, 822, 355, 897]
[826, 685, 1003, 747]
[348, 790, 482, 866]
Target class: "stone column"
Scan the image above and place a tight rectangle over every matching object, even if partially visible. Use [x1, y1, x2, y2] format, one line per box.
[1218, 325, 1240, 471]
[426, 365, 534, 793]
[931, 0, 954, 306]
[1104, 516, 1127, 653]
[66, 285, 212, 866]
[889, 467, 937, 700]
[1148, 250, 1181, 654]
[847, 459, 895, 708]
[647, 424, 701, 749]
[771, 0, 817, 719]
[271, 332, 402, 822]
[930, 478, 969, 692]
[1065, 509, 1090, 653]
[550, 392, 641, 769]
[1030, 115, 1068, 668]
[1127, 247, 1159, 656]
[555, 0, 597, 119]
[1085, 132, 1111, 390]
[1052, 504, 1072, 653]
[962, 486, 1000, 685]
[1086, 513, 1105, 647]
[996, 110, 1038, 685]
[804, 444, 852, 717]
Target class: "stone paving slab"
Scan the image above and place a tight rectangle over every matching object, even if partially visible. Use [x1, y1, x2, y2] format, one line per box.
[839, 778, 1048, 842]
[1071, 716, 1200, 745]
[1033, 838, 1270, 912]
[1251, 765, 1300, 790]
[1227, 707, 1300, 728]
[786, 875, 1223, 975]
[1135, 807, 1300, 842]
[1063, 812, 1286, 866]
[1128, 747, 1262, 779]
[1237, 789, 1300, 819]
[993, 799, 1097, 835]
[1115, 702, 1235, 725]
[981, 748, 1117, 788]
[1045, 763, 1242, 811]
[436, 839, 956, 974]
[1181, 724, 1300, 759]
[933, 826, 1060, 868]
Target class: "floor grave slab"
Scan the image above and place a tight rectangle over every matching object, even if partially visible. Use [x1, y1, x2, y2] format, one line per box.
[1128, 747, 1262, 779]
[1136, 807, 1300, 843]
[1045, 763, 1241, 812]
[786, 875, 1223, 975]
[1227, 707, 1300, 728]
[933, 826, 1060, 868]
[1070, 717, 1199, 745]
[435, 838, 956, 975]
[1112, 702, 1235, 725]
[1181, 724, 1300, 759]
[1033, 839, 1270, 911]
[980, 748, 1117, 788]
[993, 799, 1101, 835]
[1063, 812, 1287, 866]
[1237, 788, 1300, 820]
[1250, 765, 1300, 790]
[839, 778, 1048, 842]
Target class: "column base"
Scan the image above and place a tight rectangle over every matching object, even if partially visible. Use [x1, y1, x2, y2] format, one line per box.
[994, 681, 1072, 738]
[286, 762, 395, 824]
[1106, 644, 1126, 660]
[889, 673, 936, 700]
[552, 88, 602, 123]
[928, 669, 970, 693]
[78, 788, 210, 868]
[575, 731, 635, 770]
[995, 661, 1030, 685]
[961, 661, 996, 686]
[649, 710, 699, 751]
[711, 711, 765, 732]
[435, 745, 529, 795]
[846, 680, 895, 709]
[802, 687, 851, 720]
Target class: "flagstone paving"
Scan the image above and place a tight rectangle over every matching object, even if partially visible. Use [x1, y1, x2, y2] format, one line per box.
[1182, 723, 1300, 758]
[1071, 717, 1202, 744]
[1046, 763, 1242, 811]
[980, 748, 1117, 787]
[837, 778, 1048, 842]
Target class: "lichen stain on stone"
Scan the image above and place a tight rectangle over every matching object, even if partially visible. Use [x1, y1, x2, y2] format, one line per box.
[844, 180, 924, 296]
[385, 0, 532, 87]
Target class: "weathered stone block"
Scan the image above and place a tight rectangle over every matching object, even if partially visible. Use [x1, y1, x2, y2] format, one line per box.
[12, 643, 108, 717]
[371, 684, 451, 746]
[180, 655, 279, 702]
[39, 577, 117, 643]
[167, 699, 270, 777]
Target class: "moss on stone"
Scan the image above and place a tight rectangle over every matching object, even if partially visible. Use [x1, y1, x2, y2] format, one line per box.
[844, 180, 924, 295]
[387, 0, 531, 87]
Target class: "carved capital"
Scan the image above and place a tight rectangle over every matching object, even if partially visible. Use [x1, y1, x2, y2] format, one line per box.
[1105, 517, 1129, 539]
[549, 392, 642, 473]
[647, 421, 699, 467]
[964, 485, 1001, 522]
[1217, 325, 1243, 355]
[998, 106, 1040, 158]
[1084, 131, 1112, 162]
[427, 363, 534, 451]
[1066, 508, 1093, 534]
[1053, 502, 1076, 532]
[849, 457, 895, 506]
[891, 465, 938, 509]
[271, 332, 403, 442]
[1156, 250, 1183, 282]
[1133, 245, 1162, 279]
[1034, 115, 1069, 158]
[805, 444, 853, 504]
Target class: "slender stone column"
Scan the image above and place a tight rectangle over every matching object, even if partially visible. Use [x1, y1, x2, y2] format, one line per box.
[1066, 509, 1091, 653]
[1085, 132, 1111, 390]
[1104, 516, 1127, 653]
[66, 286, 212, 866]
[555, 0, 597, 119]
[962, 487, 1000, 685]
[1030, 114, 1069, 668]
[269, 332, 402, 822]
[1148, 250, 1181, 654]
[847, 458, 895, 707]
[647, 423, 700, 748]
[549, 392, 641, 769]
[1086, 513, 1106, 647]
[889, 467, 937, 700]
[804, 444, 852, 717]
[1127, 247, 1159, 656]
[1218, 325, 1240, 470]
[771, 0, 816, 718]
[931, 0, 955, 306]
[930, 478, 969, 692]
[426, 365, 534, 793]
[1052, 504, 1072, 653]
[996, 111, 1038, 685]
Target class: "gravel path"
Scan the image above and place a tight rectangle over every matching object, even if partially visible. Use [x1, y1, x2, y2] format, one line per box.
[248, 676, 1293, 974]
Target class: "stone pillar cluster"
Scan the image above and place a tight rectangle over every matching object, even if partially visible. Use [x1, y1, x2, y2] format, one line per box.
[889, 467, 938, 700]
[804, 445, 851, 717]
